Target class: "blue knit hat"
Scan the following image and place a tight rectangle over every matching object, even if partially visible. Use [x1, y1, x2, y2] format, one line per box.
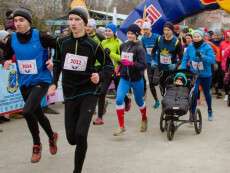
[174, 72, 187, 86]
[105, 22, 117, 34]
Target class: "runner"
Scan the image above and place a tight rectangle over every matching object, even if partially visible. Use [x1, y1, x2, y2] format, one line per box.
[114, 24, 147, 136]
[86, 18, 105, 43]
[152, 22, 183, 96]
[2, 8, 58, 163]
[85, 19, 111, 125]
[220, 30, 230, 101]
[48, 7, 113, 173]
[141, 21, 160, 108]
[180, 29, 215, 121]
[93, 22, 132, 125]
[204, 32, 222, 98]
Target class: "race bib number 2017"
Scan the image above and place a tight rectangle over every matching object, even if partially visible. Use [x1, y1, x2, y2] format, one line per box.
[64, 53, 88, 71]
[17, 59, 38, 74]
[160, 55, 172, 64]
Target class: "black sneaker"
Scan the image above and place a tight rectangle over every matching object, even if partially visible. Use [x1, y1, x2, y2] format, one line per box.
[216, 93, 223, 99]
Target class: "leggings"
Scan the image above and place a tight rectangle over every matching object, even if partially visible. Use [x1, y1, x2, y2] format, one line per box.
[98, 74, 129, 118]
[192, 77, 212, 114]
[20, 83, 54, 145]
[159, 70, 172, 96]
[64, 95, 97, 173]
[116, 78, 144, 107]
[212, 62, 224, 93]
[146, 64, 158, 101]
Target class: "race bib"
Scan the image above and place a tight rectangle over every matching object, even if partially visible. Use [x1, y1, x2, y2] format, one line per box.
[192, 61, 204, 70]
[146, 48, 153, 55]
[222, 50, 225, 57]
[17, 60, 38, 74]
[64, 53, 88, 71]
[160, 54, 172, 64]
[121, 52, 133, 62]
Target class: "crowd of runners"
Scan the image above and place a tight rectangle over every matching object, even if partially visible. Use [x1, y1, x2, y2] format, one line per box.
[0, 7, 230, 173]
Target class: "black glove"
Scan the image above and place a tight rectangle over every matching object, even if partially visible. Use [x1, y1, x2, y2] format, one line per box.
[104, 48, 111, 55]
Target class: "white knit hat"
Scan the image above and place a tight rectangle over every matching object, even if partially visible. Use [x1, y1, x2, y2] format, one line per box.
[142, 21, 152, 30]
[0, 30, 9, 40]
[87, 18, 96, 29]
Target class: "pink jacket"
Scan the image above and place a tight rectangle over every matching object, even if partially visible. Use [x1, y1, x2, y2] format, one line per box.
[222, 45, 230, 72]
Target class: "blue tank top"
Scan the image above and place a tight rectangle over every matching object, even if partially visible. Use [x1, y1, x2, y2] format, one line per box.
[141, 33, 159, 64]
[158, 36, 179, 69]
[11, 29, 52, 87]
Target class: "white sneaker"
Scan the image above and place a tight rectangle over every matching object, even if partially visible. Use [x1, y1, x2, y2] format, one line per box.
[224, 95, 228, 102]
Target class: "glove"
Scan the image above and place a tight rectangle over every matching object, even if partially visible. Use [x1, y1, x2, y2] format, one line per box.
[121, 59, 134, 66]
[168, 64, 176, 71]
[151, 60, 158, 69]
[196, 51, 202, 61]
[104, 48, 111, 55]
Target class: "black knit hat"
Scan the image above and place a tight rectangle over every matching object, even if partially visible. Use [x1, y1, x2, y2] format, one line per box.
[68, 7, 88, 25]
[127, 24, 141, 37]
[163, 22, 174, 31]
[13, 8, 32, 23]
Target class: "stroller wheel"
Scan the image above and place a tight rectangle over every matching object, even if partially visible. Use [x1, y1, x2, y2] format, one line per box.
[160, 111, 166, 132]
[194, 108, 202, 134]
[167, 120, 175, 141]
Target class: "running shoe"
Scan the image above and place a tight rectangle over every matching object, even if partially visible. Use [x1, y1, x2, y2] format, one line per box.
[93, 117, 104, 125]
[208, 110, 213, 121]
[113, 127, 126, 136]
[224, 95, 228, 102]
[216, 93, 223, 99]
[153, 100, 160, 109]
[140, 119, 148, 132]
[49, 132, 58, 155]
[31, 144, 42, 163]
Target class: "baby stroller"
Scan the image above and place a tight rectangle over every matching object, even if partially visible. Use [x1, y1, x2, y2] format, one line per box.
[160, 69, 202, 141]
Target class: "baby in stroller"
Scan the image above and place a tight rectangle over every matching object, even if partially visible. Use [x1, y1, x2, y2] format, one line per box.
[162, 72, 191, 116]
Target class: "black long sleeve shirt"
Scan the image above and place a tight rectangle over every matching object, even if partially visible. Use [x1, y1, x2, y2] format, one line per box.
[53, 34, 114, 100]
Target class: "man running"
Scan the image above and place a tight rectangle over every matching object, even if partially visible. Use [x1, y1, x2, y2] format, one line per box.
[2, 8, 58, 163]
[48, 7, 113, 173]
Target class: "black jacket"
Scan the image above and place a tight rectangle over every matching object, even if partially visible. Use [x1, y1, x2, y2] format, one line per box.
[53, 34, 114, 100]
[120, 41, 147, 81]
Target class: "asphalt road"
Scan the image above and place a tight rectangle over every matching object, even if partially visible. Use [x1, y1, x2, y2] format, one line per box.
[0, 90, 230, 173]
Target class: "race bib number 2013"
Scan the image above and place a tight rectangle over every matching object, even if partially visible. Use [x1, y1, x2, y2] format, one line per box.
[64, 53, 88, 71]
[17, 59, 38, 74]
[121, 52, 134, 62]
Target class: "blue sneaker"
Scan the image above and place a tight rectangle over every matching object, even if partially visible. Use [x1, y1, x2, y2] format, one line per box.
[208, 110, 213, 121]
[153, 100, 160, 109]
